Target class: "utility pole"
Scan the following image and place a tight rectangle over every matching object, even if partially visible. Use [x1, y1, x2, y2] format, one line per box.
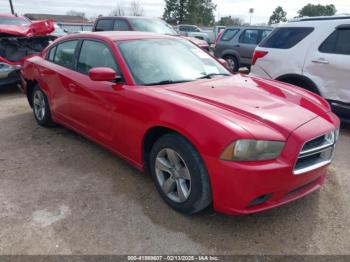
[9, 0, 15, 14]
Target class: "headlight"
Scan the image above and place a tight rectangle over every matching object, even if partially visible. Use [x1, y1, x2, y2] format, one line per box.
[220, 139, 285, 161]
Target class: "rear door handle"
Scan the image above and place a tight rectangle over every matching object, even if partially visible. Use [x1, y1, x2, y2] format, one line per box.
[68, 83, 78, 92]
[312, 58, 329, 64]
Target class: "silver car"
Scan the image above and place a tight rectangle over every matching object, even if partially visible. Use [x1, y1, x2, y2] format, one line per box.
[214, 26, 272, 71]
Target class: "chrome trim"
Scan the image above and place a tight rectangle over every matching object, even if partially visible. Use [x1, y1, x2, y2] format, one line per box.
[293, 130, 337, 175]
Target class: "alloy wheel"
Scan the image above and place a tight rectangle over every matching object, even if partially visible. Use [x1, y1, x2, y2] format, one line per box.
[155, 148, 192, 203]
[33, 90, 46, 121]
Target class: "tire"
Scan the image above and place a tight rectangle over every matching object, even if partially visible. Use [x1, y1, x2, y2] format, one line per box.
[31, 85, 54, 127]
[150, 133, 212, 214]
[223, 55, 239, 72]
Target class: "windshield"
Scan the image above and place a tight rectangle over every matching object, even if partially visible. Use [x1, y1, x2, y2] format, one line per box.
[118, 38, 230, 86]
[0, 17, 30, 26]
[129, 18, 178, 35]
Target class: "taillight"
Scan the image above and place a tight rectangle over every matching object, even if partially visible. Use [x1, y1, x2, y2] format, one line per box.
[252, 50, 268, 65]
[214, 31, 223, 49]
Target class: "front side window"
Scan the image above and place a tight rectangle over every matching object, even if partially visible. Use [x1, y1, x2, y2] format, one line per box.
[319, 28, 350, 55]
[95, 19, 113, 31]
[53, 40, 78, 69]
[239, 29, 259, 44]
[260, 27, 314, 49]
[129, 18, 177, 34]
[77, 40, 119, 75]
[118, 39, 230, 85]
[261, 30, 272, 40]
[47, 46, 57, 61]
[220, 29, 240, 41]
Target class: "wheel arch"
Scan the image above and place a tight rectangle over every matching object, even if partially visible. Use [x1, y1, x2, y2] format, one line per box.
[276, 74, 320, 95]
[142, 125, 202, 174]
[25, 79, 39, 108]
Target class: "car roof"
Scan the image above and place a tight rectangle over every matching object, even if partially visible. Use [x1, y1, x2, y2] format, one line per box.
[96, 16, 160, 21]
[58, 31, 176, 42]
[278, 17, 350, 28]
[225, 26, 272, 30]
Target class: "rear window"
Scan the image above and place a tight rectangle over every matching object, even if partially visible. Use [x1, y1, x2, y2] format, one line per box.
[260, 27, 314, 49]
[220, 29, 240, 41]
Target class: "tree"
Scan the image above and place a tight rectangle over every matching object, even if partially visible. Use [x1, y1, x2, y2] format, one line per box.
[216, 16, 243, 26]
[163, 0, 216, 26]
[268, 6, 287, 25]
[129, 0, 144, 16]
[298, 4, 337, 17]
[66, 10, 86, 18]
[109, 5, 126, 16]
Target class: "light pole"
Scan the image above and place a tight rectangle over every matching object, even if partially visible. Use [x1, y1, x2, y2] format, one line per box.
[9, 0, 15, 14]
[249, 8, 254, 25]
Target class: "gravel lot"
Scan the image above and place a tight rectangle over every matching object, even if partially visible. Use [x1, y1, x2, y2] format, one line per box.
[0, 87, 349, 255]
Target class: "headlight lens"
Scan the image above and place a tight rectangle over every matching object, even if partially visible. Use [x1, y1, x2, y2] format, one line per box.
[220, 139, 285, 161]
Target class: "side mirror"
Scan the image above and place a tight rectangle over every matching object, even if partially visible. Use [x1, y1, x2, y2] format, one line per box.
[218, 58, 229, 68]
[88, 67, 118, 82]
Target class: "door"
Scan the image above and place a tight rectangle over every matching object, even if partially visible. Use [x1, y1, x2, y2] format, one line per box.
[303, 25, 350, 103]
[42, 40, 79, 122]
[237, 29, 260, 65]
[68, 39, 122, 143]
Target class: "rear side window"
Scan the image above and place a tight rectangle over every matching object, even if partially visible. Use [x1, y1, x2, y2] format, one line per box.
[95, 19, 113, 31]
[53, 40, 78, 69]
[260, 27, 314, 49]
[262, 30, 272, 39]
[220, 29, 240, 41]
[239, 29, 259, 44]
[319, 28, 350, 55]
[113, 19, 129, 31]
[77, 40, 119, 75]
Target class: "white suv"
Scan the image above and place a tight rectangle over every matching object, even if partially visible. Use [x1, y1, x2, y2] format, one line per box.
[251, 16, 350, 121]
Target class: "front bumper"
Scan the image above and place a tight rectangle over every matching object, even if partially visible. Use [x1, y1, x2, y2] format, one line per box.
[205, 112, 339, 215]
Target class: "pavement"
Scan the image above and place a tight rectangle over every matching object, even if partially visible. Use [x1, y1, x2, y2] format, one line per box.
[0, 87, 349, 255]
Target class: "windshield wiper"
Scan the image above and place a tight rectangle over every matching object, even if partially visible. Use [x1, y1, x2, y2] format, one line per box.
[196, 73, 231, 80]
[144, 80, 191, 86]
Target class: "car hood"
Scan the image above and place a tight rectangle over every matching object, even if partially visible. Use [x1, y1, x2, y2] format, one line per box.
[0, 24, 32, 36]
[0, 19, 54, 37]
[162, 75, 330, 139]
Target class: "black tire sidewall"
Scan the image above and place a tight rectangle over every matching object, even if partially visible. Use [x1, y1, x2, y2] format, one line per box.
[225, 55, 239, 72]
[150, 133, 212, 214]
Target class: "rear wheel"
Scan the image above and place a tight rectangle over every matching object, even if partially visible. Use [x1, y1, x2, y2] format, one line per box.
[32, 85, 54, 127]
[150, 133, 212, 214]
[223, 55, 239, 72]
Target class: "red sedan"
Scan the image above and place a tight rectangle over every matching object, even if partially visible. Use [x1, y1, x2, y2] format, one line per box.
[21, 32, 340, 215]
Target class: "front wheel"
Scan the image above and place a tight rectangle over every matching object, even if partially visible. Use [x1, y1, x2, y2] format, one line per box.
[150, 133, 212, 214]
[32, 85, 54, 127]
[224, 55, 239, 72]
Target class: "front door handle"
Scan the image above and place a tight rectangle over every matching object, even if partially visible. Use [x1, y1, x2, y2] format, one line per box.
[312, 58, 329, 64]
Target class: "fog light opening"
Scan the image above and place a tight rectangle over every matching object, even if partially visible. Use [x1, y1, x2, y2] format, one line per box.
[248, 194, 271, 207]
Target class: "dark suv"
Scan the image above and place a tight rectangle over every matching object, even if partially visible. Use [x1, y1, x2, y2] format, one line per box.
[214, 26, 272, 71]
[92, 16, 209, 51]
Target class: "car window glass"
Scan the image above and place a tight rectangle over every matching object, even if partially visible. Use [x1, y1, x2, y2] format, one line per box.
[319, 28, 350, 55]
[113, 19, 129, 31]
[260, 27, 314, 49]
[239, 29, 259, 44]
[220, 29, 240, 41]
[77, 40, 119, 75]
[53, 40, 78, 69]
[48, 46, 57, 61]
[262, 30, 272, 40]
[95, 19, 113, 31]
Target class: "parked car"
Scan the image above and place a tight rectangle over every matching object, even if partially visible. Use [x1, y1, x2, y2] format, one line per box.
[92, 16, 209, 51]
[21, 32, 339, 215]
[214, 26, 272, 71]
[0, 13, 55, 89]
[251, 16, 350, 122]
[176, 24, 211, 43]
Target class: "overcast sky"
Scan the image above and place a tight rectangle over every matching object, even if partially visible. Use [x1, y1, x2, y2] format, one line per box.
[1, 0, 349, 24]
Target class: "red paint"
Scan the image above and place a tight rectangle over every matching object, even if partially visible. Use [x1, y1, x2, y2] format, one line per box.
[21, 32, 340, 215]
[252, 50, 268, 65]
[0, 13, 54, 37]
[88, 67, 117, 82]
